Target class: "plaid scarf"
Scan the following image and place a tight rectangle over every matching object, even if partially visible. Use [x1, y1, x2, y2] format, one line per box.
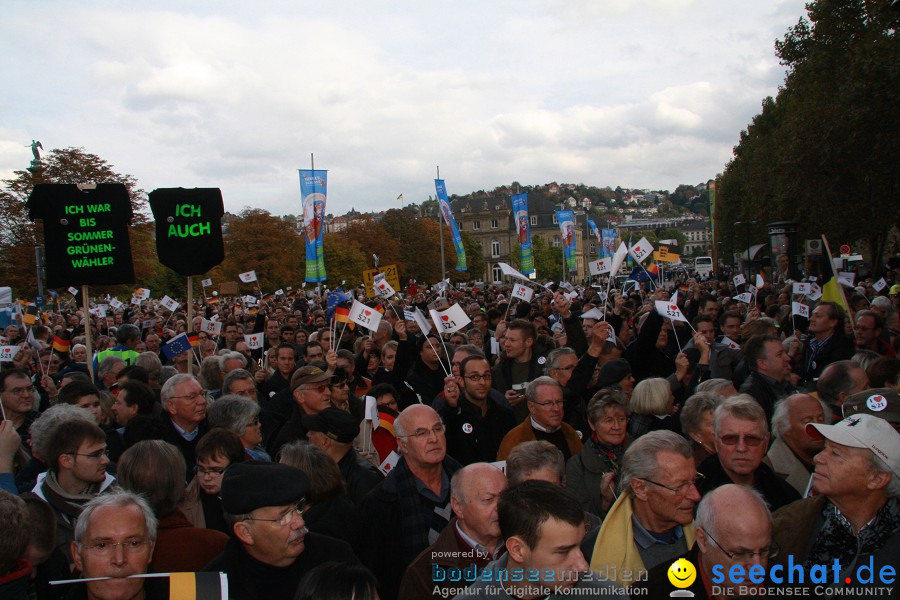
[806, 498, 900, 572]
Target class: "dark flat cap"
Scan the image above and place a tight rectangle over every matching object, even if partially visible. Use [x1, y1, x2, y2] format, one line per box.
[596, 358, 632, 389]
[302, 407, 360, 444]
[221, 462, 309, 514]
[290, 365, 331, 391]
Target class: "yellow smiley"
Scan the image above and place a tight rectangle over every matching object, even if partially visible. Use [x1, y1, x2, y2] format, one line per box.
[667, 558, 697, 588]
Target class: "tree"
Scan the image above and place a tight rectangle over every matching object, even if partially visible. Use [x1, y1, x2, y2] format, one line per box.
[718, 0, 900, 266]
[211, 208, 305, 291]
[338, 219, 403, 272]
[322, 234, 368, 287]
[532, 235, 563, 281]
[0, 147, 158, 297]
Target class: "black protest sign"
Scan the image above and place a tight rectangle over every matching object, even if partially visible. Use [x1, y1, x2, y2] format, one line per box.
[27, 184, 135, 287]
[148, 188, 224, 276]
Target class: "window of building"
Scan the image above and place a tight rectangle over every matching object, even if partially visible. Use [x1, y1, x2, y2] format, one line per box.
[490, 219, 498, 229]
[530, 215, 538, 226]
[590, 242, 596, 255]
[473, 220, 481, 231]
[492, 264, 502, 282]
[491, 240, 500, 257]
[552, 214, 558, 225]
[552, 236, 561, 248]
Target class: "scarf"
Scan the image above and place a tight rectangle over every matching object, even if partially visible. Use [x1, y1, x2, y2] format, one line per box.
[41, 471, 102, 520]
[590, 435, 624, 475]
[806, 498, 900, 572]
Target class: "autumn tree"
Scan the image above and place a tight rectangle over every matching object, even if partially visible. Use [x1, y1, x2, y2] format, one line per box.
[0, 147, 158, 297]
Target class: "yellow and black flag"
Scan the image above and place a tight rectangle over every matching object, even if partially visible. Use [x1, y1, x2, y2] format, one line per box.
[820, 235, 849, 313]
[169, 572, 227, 599]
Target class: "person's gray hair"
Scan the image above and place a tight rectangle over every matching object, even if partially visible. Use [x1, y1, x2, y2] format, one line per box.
[222, 369, 255, 395]
[506, 440, 565, 487]
[198, 357, 223, 391]
[770, 394, 827, 439]
[160, 373, 198, 403]
[871, 296, 892, 310]
[207, 394, 260, 435]
[680, 392, 722, 437]
[869, 453, 900, 498]
[134, 352, 162, 381]
[714, 394, 768, 435]
[817, 360, 864, 404]
[73, 491, 158, 547]
[454, 344, 485, 360]
[219, 351, 247, 371]
[629, 377, 671, 416]
[695, 484, 771, 539]
[620, 430, 692, 495]
[97, 356, 125, 379]
[159, 366, 178, 386]
[851, 350, 882, 371]
[545, 347, 576, 374]
[695, 378, 735, 395]
[115, 324, 141, 345]
[450, 463, 504, 504]
[586, 388, 627, 425]
[524, 376, 560, 405]
[29, 404, 95, 461]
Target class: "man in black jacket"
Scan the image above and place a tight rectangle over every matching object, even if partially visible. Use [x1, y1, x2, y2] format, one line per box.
[798, 301, 855, 384]
[739, 334, 793, 423]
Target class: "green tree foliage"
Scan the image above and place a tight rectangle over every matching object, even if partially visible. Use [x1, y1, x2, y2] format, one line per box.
[718, 0, 900, 265]
[532, 235, 563, 281]
[0, 147, 158, 297]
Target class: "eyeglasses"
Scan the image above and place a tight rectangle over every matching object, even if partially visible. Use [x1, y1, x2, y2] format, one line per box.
[718, 434, 766, 447]
[641, 472, 705, 496]
[463, 373, 492, 382]
[195, 465, 227, 477]
[398, 423, 446, 441]
[69, 448, 108, 460]
[170, 390, 207, 403]
[82, 538, 151, 556]
[299, 383, 329, 393]
[5, 385, 35, 396]
[529, 399, 565, 408]
[704, 530, 779, 561]
[245, 501, 307, 527]
[551, 365, 576, 372]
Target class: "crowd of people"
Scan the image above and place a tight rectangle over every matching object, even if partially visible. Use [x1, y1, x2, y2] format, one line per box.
[0, 266, 898, 600]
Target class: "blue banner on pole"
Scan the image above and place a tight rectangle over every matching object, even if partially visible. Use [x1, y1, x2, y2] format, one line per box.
[434, 179, 467, 271]
[587, 219, 602, 255]
[511, 194, 533, 274]
[299, 170, 328, 282]
[602, 228, 617, 258]
[556, 210, 577, 272]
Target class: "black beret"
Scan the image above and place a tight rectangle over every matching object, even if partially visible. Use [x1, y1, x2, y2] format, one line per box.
[221, 462, 309, 514]
[596, 358, 632, 390]
[302, 407, 360, 444]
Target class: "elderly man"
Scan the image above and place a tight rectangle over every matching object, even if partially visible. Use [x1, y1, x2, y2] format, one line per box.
[799, 301, 856, 383]
[268, 365, 332, 458]
[159, 373, 209, 477]
[697, 395, 800, 510]
[303, 407, 382, 505]
[739, 334, 793, 422]
[817, 360, 869, 421]
[496, 377, 582, 461]
[358, 404, 462, 600]
[765, 393, 827, 495]
[205, 461, 356, 600]
[631, 484, 775, 599]
[0, 369, 40, 449]
[772, 414, 900, 595]
[589, 431, 700, 587]
[454, 481, 627, 599]
[441, 355, 516, 465]
[399, 463, 507, 600]
[69, 492, 167, 600]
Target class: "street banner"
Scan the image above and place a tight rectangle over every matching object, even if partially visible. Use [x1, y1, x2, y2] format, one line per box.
[434, 179, 467, 271]
[512, 193, 534, 274]
[300, 169, 328, 282]
[556, 210, 577, 272]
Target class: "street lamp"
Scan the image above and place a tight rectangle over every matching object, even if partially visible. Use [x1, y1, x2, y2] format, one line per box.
[734, 221, 756, 282]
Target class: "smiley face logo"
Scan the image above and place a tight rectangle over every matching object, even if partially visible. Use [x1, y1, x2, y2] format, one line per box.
[667, 558, 696, 589]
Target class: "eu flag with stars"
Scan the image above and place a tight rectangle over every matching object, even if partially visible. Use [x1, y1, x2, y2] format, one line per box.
[162, 333, 191, 360]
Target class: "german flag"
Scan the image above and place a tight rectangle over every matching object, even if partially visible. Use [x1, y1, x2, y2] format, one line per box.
[334, 306, 350, 323]
[374, 304, 386, 314]
[169, 572, 227, 599]
[52, 333, 71, 354]
[645, 260, 660, 277]
[187, 332, 200, 348]
[820, 235, 849, 313]
[206, 296, 220, 306]
[23, 305, 38, 327]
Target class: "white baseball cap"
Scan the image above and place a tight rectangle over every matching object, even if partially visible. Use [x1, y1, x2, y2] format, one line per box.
[807, 414, 900, 480]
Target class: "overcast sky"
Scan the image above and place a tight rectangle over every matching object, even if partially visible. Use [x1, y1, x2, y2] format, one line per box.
[1, 0, 808, 217]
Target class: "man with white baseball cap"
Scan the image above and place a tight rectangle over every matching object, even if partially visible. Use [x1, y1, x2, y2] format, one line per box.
[771, 414, 899, 595]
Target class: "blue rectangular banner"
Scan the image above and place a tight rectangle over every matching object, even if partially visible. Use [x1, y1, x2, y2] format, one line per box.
[587, 219, 602, 255]
[434, 179, 467, 271]
[511, 193, 534, 274]
[602, 228, 617, 258]
[556, 210, 577, 272]
[299, 169, 327, 282]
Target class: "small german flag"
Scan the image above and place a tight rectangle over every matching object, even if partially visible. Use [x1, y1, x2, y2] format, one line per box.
[187, 332, 200, 348]
[52, 333, 71, 354]
[169, 572, 227, 599]
[23, 305, 38, 327]
[206, 297, 220, 305]
[334, 307, 350, 323]
[374, 304, 386, 315]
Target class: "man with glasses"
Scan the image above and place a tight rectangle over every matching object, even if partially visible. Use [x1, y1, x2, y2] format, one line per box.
[441, 355, 515, 464]
[159, 373, 209, 478]
[359, 404, 462, 600]
[589, 431, 701, 588]
[0, 369, 40, 448]
[70, 492, 167, 600]
[268, 366, 332, 458]
[34, 419, 115, 563]
[206, 461, 357, 600]
[698, 395, 800, 510]
[496, 377, 582, 461]
[632, 484, 775, 598]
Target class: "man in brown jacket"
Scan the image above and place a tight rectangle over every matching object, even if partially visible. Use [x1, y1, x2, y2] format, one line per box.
[398, 463, 507, 599]
[496, 377, 582, 461]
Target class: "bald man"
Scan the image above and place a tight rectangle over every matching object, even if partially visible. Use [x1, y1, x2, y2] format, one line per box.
[399, 463, 508, 600]
[765, 394, 826, 495]
[633, 484, 773, 598]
